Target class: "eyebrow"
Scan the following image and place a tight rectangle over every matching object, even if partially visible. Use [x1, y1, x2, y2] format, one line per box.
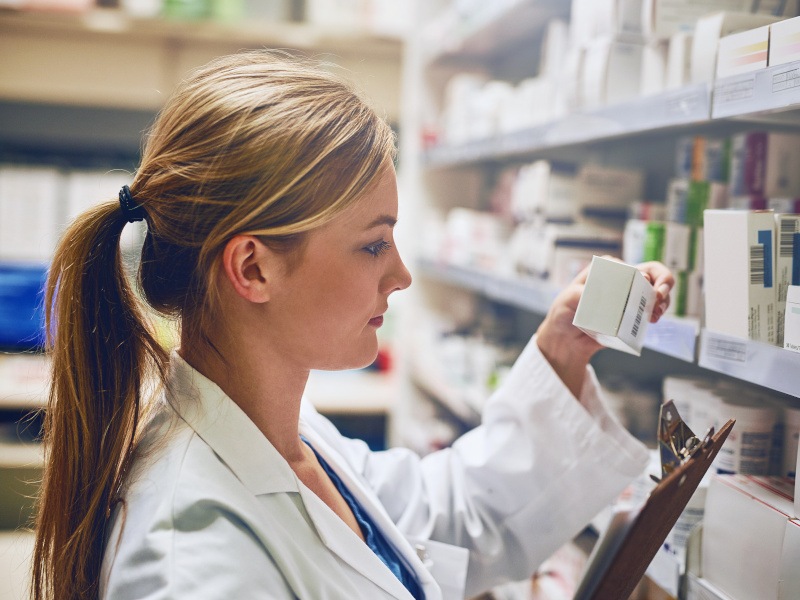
[365, 215, 397, 229]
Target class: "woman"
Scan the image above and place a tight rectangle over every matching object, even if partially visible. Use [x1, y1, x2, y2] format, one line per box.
[32, 51, 673, 600]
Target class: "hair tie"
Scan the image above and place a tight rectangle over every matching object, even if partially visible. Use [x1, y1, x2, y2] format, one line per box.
[119, 185, 146, 223]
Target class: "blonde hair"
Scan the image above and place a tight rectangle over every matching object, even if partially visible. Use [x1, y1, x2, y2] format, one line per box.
[32, 50, 396, 600]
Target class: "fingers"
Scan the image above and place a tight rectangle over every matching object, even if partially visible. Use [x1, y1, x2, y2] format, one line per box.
[636, 261, 675, 322]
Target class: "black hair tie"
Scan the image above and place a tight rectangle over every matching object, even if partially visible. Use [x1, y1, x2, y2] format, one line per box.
[119, 185, 146, 223]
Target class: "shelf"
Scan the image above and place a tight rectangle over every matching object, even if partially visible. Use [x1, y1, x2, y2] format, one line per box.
[304, 369, 395, 415]
[417, 257, 699, 361]
[424, 84, 712, 167]
[698, 329, 800, 398]
[422, 0, 569, 65]
[417, 257, 559, 313]
[712, 58, 800, 119]
[0, 9, 403, 56]
[0, 441, 43, 469]
[408, 353, 481, 427]
[642, 316, 700, 363]
[0, 9, 403, 119]
[0, 354, 49, 411]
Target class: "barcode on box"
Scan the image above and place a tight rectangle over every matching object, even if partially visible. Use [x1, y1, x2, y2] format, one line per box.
[750, 244, 765, 284]
[631, 295, 647, 338]
[780, 218, 798, 258]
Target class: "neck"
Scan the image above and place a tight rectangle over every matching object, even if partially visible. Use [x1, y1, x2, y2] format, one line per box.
[178, 337, 309, 463]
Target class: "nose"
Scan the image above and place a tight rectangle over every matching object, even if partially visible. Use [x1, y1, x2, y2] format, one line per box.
[383, 252, 412, 294]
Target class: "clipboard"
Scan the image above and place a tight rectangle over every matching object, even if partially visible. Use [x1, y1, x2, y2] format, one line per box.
[574, 417, 735, 600]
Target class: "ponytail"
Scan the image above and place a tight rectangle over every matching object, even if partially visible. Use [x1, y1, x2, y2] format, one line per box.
[32, 201, 167, 600]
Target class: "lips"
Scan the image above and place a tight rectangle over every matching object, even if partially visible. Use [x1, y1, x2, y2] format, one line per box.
[368, 315, 384, 327]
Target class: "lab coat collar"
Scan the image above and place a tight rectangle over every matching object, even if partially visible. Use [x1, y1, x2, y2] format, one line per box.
[165, 351, 298, 495]
[166, 352, 430, 599]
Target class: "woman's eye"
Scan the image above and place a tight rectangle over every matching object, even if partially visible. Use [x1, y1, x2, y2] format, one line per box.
[364, 240, 392, 257]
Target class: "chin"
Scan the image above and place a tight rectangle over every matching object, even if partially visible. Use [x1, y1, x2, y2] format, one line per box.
[319, 343, 379, 372]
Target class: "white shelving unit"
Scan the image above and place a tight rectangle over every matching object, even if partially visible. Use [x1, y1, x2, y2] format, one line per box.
[404, 1, 800, 428]
[0, 9, 403, 120]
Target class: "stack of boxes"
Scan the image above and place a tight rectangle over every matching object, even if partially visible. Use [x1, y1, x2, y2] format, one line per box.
[431, 1, 800, 146]
[702, 131, 800, 348]
[653, 374, 800, 598]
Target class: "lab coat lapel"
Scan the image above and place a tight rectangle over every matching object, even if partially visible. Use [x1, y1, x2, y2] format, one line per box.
[300, 424, 443, 600]
[294, 482, 414, 600]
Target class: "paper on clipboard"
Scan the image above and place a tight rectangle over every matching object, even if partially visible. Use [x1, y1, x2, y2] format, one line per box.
[573, 403, 735, 600]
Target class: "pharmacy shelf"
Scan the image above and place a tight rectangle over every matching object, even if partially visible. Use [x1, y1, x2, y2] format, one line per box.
[421, 0, 569, 64]
[424, 84, 712, 167]
[0, 9, 402, 55]
[417, 257, 559, 313]
[408, 352, 482, 427]
[0, 441, 43, 469]
[0, 354, 49, 411]
[698, 329, 800, 399]
[0, 9, 403, 119]
[712, 58, 800, 119]
[417, 258, 699, 361]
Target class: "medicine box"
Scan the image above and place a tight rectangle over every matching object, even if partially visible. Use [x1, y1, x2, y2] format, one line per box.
[691, 12, 779, 84]
[716, 24, 771, 79]
[769, 16, 800, 68]
[730, 131, 800, 199]
[572, 256, 656, 355]
[647, 0, 796, 39]
[666, 31, 693, 89]
[685, 573, 733, 600]
[775, 214, 800, 346]
[704, 209, 776, 344]
[703, 475, 797, 600]
[580, 38, 646, 109]
[780, 519, 800, 598]
[785, 285, 800, 353]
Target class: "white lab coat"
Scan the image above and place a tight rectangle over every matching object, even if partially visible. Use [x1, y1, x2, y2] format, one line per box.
[100, 337, 649, 600]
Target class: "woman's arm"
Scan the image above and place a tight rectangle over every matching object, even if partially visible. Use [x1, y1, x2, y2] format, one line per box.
[536, 260, 674, 398]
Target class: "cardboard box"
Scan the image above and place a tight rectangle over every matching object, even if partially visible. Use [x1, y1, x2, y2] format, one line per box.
[581, 38, 646, 109]
[647, 0, 797, 39]
[666, 31, 693, 89]
[716, 24, 771, 78]
[691, 12, 779, 84]
[572, 256, 656, 355]
[779, 519, 800, 598]
[703, 475, 796, 599]
[0, 165, 62, 262]
[675, 136, 730, 183]
[784, 285, 800, 353]
[576, 164, 644, 209]
[704, 209, 776, 343]
[775, 214, 800, 346]
[685, 573, 734, 600]
[730, 131, 800, 199]
[769, 16, 800, 68]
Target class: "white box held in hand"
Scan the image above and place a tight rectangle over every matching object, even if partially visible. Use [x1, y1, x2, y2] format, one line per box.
[572, 256, 656, 356]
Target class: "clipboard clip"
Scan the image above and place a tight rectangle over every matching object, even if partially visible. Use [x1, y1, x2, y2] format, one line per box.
[650, 400, 715, 484]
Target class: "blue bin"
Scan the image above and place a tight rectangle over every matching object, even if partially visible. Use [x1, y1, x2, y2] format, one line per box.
[0, 263, 48, 351]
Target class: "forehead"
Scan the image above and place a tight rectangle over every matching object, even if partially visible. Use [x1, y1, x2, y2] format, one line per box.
[333, 166, 398, 225]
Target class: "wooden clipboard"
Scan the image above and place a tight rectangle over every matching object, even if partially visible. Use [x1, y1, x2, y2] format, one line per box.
[576, 418, 735, 600]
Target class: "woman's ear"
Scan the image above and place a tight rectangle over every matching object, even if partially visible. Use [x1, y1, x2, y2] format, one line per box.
[220, 235, 273, 303]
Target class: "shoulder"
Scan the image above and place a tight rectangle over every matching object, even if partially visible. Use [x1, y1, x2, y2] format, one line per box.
[101, 404, 292, 599]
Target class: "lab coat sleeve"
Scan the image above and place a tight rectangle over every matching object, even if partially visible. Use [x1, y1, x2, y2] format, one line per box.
[328, 336, 649, 597]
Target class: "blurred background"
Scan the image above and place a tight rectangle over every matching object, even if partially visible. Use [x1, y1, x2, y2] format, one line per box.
[4, 1, 800, 599]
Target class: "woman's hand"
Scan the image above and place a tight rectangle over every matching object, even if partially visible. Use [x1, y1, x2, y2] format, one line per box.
[535, 259, 674, 399]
